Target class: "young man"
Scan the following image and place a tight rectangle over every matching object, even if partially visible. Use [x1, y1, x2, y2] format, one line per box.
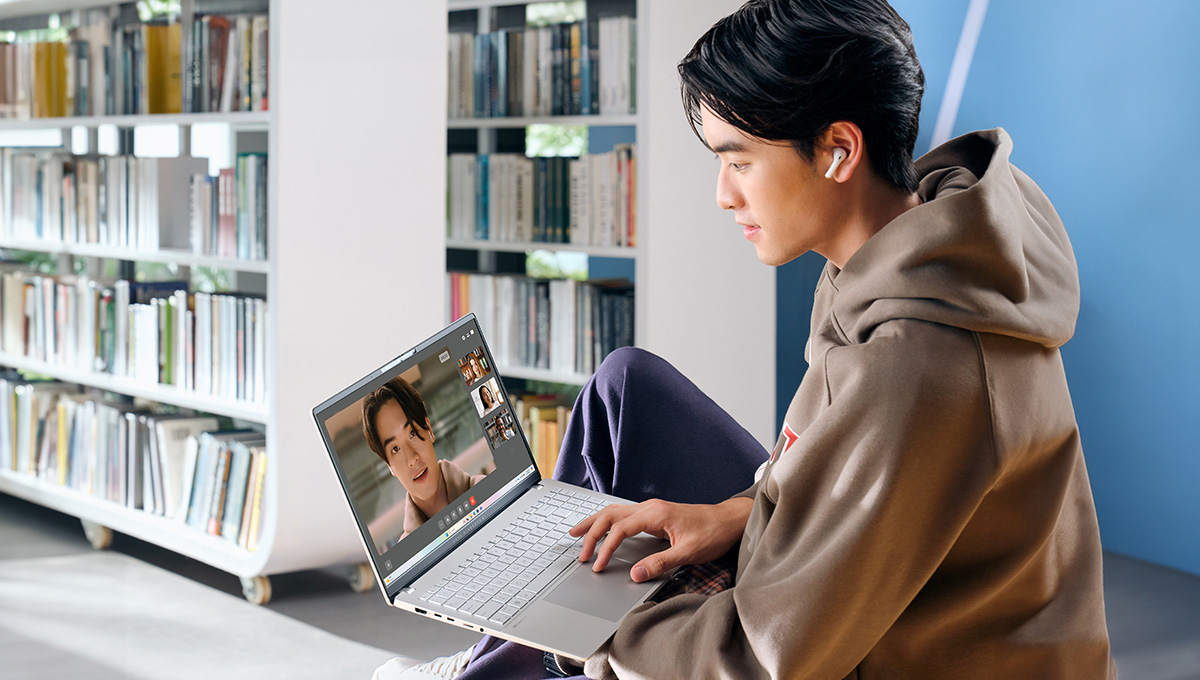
[381, 0, 1116, 677]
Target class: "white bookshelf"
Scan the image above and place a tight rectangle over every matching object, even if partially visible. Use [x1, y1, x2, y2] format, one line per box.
[447, 113, 637, 129]
[447, 0, 776, 445]
[447, 238, 634, 259]
[0, 467, 252, 562]
[0, 240, 272, 273]
[0, 351, 269, 421]
[0, 0, 452, 602]
[0, 111, 271, 131]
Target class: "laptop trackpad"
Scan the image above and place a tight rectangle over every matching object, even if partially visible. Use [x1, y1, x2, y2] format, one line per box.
[544, 559, 649, 622]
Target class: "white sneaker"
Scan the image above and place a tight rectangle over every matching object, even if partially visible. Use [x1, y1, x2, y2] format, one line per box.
[372, 645, 476, 680]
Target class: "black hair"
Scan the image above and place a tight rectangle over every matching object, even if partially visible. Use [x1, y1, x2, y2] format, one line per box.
[679, 0, 925, 193]
[361, 376, 430, 464]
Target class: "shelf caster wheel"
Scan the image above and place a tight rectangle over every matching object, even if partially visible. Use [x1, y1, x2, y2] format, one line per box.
[81, 520, 113, 550]
[241, 575, 272, 605]
[348, 562, 375, 593]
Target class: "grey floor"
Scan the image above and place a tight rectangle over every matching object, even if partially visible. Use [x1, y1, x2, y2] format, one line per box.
[2, 491, 1198, 679]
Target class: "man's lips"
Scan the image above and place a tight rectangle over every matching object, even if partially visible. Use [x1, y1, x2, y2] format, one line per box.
[741, 223, 761, 239]
[412, 467, 429, 483]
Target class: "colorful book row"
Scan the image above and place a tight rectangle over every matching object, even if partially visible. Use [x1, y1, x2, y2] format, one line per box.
[188, 153, 268, 260]
[448, 15, 636, 119]
[447, 145, 635, 248]
[0, 9, 268, 119]
[0, 273, 267, 405]
[0, 150, 207, 251]
[185, 14, 270, 114]
[0, 379, 267, 549]
[448, 272, 634, 377]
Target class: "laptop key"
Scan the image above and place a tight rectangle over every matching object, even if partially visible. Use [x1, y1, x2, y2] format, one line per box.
[445, 596, 467, 610]
[490, 607, 518, 625]
[476, 601, 503, 621]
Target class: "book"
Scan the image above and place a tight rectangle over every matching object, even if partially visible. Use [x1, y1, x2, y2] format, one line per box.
[205, 438, 230, 535]
[244, 449, 267, 550]
[179, 434, 201, 521]
[221, 435, 264, 541]
[238, 447, 262, 546]
[144, 22, 182, 114]
[155, 416, 220, 521]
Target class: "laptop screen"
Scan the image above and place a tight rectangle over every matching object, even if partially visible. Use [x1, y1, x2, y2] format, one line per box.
[313, 315, 540, 593]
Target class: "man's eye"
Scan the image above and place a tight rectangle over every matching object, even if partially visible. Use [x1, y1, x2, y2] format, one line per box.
[730, 162, 746, 171]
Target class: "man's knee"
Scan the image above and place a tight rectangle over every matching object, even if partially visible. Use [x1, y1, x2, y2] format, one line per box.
[594, 346, 662, 390]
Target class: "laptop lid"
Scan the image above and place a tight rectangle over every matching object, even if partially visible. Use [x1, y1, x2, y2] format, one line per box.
[312, 314, 541, 600]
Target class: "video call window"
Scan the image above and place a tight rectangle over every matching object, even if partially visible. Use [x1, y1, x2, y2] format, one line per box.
[484, 411, 517, 450]
[326, 346, 498, 555]
[458, 348, 492, 386]
[472, 377, 504, 417]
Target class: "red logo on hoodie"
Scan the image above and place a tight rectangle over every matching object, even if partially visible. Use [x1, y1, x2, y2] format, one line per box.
[771, 422, 799, 463]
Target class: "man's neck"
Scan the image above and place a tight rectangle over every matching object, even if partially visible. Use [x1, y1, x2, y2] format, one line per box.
[821, 186, 922, 269]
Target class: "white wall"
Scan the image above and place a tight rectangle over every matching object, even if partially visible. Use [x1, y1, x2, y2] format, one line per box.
[639, 0, 777, 448]
[268, 0, 448, 571]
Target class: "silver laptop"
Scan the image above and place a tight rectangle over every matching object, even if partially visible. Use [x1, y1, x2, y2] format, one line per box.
[311, 313, 672, 661]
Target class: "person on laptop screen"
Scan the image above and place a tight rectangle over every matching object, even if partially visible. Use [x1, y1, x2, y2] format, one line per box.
[361, 376, 485, 539]
[381, 0, 1115, 678]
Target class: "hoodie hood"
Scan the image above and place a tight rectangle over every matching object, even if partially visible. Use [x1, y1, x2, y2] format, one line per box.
[828, 128, 1079, 349]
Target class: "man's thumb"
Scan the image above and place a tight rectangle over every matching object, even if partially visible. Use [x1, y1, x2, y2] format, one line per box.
[631, 549, 679, 583]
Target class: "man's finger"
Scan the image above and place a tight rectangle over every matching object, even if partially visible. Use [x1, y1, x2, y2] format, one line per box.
[591, 514, 655, 573]
[569, 512, 597, 538]
[577, 506, 630, 563]
[630, 544, 688, 583]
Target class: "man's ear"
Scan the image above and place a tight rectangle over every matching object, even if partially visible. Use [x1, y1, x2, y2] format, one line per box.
[426, 418, 435, 442]
[821, 121, 865, 183]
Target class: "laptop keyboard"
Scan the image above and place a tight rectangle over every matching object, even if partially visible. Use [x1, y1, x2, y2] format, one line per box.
[419, 487, 608, 626]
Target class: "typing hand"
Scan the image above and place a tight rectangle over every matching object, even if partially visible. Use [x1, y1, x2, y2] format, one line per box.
[569, 497, 753, 583]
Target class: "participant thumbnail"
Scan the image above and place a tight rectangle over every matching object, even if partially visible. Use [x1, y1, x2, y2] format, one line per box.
[472, 377, 503, 417]
[458, 348, 492, 386]
[484, 411, 517, 449]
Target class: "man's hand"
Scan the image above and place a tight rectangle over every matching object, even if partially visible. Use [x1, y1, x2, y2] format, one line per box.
[569, 497, 753, 583]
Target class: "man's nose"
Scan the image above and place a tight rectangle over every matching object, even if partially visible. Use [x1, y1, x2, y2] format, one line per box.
[715, 167, 739, 211]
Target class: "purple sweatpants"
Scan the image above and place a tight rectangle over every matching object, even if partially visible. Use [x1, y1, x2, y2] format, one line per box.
[457, 347, 768, 680]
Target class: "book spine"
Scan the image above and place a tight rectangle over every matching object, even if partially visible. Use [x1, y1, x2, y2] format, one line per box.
[206, 443, 230, 535]
[246, 453, 267, 550]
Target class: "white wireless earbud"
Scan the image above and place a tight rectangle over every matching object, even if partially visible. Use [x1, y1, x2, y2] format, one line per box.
[825, 147, 847, 179]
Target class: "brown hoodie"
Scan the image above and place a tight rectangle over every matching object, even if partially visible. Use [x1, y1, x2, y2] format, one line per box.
[587, 129, 1117, 679]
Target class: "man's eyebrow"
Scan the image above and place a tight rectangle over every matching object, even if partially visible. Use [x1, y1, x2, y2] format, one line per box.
[710, 140, 748, 154]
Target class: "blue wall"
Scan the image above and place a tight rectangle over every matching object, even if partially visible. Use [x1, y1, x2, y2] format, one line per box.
[776, 1, 1200, 575]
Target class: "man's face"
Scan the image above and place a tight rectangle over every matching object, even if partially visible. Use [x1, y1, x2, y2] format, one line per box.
[374, 401, 441, 505]
[702, 106, 832, 267]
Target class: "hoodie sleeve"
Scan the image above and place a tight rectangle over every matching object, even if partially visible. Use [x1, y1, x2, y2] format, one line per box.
[586, 319, 1000, 680]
